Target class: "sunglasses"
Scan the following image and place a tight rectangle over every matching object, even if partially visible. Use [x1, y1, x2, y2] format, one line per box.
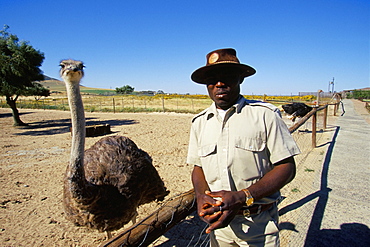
[204, 74, 241, 85]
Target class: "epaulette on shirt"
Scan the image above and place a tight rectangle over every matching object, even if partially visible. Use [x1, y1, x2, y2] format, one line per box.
[245, 100, 282, 117]
[191, 108, 209, 123]
[245, 100, 279, 112]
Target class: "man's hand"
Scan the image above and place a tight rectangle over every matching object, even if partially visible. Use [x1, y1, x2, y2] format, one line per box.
[200, 190, 245, 233]
[196, 190, 223, 225]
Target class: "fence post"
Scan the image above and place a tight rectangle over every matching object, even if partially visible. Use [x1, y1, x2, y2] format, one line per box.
[312, 107, 317, 148]
[113, 98, 115, 113]
[162, 96, 165, 112]
[334, 103, 338, 116]
[323, 105, 328, 129]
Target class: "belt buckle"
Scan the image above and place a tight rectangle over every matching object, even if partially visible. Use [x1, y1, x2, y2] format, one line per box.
[243, 208, 251, 217]
[242, 205, 262, 217]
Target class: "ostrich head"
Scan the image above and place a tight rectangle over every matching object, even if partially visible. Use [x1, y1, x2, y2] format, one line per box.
[59, 59, 84, 83]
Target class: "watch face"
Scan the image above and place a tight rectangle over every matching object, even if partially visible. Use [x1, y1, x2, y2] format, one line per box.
[246, 198, 254, 206]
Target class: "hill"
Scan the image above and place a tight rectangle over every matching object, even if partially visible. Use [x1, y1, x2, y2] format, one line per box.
[39, 76, 116, 95]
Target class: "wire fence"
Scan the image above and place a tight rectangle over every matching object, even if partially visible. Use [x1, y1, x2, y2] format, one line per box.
[0, 96, 213, 114]
[0, 94, 334, 115]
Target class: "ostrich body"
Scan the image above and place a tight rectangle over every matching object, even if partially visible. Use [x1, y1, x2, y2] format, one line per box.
[282, 102, 313, 122]
[60, 59, 168, 234]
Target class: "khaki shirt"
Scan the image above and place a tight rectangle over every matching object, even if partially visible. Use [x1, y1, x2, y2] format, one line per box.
[187, 96, 300, 204]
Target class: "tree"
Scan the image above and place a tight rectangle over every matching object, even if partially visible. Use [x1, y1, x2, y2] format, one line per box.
[347, 90, 370, 100]
[115, 85, 134, 94]
[27, 82, 51, 101]
[0, 25, 47, 126]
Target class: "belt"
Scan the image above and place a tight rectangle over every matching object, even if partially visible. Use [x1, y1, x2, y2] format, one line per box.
[237, 203, 274, 217]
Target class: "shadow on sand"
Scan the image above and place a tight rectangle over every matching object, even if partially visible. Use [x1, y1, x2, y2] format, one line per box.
[4, 111, 139, 136]
[279, 126, 370, 246]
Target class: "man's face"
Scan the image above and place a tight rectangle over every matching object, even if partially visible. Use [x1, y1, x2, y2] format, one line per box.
[205, 69, 242, 110]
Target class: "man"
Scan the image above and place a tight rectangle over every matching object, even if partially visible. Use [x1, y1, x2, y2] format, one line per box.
[187, 48, 300, 246]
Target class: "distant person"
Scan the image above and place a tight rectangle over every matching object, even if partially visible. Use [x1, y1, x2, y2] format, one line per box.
[187, 48, 300, 246]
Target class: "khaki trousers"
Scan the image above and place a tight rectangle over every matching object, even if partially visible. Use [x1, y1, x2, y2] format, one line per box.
[210, 205, 280, 247]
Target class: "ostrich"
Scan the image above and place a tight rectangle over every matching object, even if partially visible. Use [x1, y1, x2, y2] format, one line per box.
[60, 59, 169, 238]
[282, 102, 313, 122]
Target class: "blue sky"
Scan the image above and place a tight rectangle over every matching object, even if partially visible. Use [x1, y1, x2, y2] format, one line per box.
[1, 0, 369, 95]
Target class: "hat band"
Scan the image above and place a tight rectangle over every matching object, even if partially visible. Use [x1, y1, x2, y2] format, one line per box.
[211, 60, 240, 65]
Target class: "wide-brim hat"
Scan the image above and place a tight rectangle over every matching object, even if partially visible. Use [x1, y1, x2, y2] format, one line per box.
[191, 48, 256, 84]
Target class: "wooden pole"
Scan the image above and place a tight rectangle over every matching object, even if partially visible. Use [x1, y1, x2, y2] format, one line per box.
[113, 98, 116, 114]
[312, 107, 317, 148]
[99, 189, 196, 247]
[162, 96, 165, 112]
[323, 105, 328, 129]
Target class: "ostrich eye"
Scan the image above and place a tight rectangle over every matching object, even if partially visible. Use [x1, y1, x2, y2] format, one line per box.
[59, 64, 65, 68]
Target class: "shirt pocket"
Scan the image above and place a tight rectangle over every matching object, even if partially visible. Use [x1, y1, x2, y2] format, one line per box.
[198, 143, 217, 157]
[198, 143, 218, 184]
[235, 137, 266, 152]
[233, 137, 269, 183]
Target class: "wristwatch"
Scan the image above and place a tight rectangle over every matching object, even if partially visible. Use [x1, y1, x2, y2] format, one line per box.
[241, 189, 254, 207]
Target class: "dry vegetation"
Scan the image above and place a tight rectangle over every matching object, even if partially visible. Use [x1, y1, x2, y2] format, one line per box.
[1, 93, 322, 116]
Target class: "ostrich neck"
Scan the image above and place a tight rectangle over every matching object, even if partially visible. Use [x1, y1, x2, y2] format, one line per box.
[65, 80, 86, 182]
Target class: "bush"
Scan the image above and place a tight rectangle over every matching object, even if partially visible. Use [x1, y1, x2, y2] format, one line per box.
[347, 90, 370, 100]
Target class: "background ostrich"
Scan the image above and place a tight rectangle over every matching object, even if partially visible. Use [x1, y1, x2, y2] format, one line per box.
[60, 59, 169, 237]
[282, 102, 313, 122]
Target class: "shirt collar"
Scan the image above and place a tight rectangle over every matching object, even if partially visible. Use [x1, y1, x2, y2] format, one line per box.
[207, 95, 247, 119]
[235, 95, 247, 113]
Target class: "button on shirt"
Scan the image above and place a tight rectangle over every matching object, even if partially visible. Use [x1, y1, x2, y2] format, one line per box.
[187, 96, 301, 204]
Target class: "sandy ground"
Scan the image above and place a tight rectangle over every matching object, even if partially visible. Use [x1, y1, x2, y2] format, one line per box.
[0, 108, 198, 246]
